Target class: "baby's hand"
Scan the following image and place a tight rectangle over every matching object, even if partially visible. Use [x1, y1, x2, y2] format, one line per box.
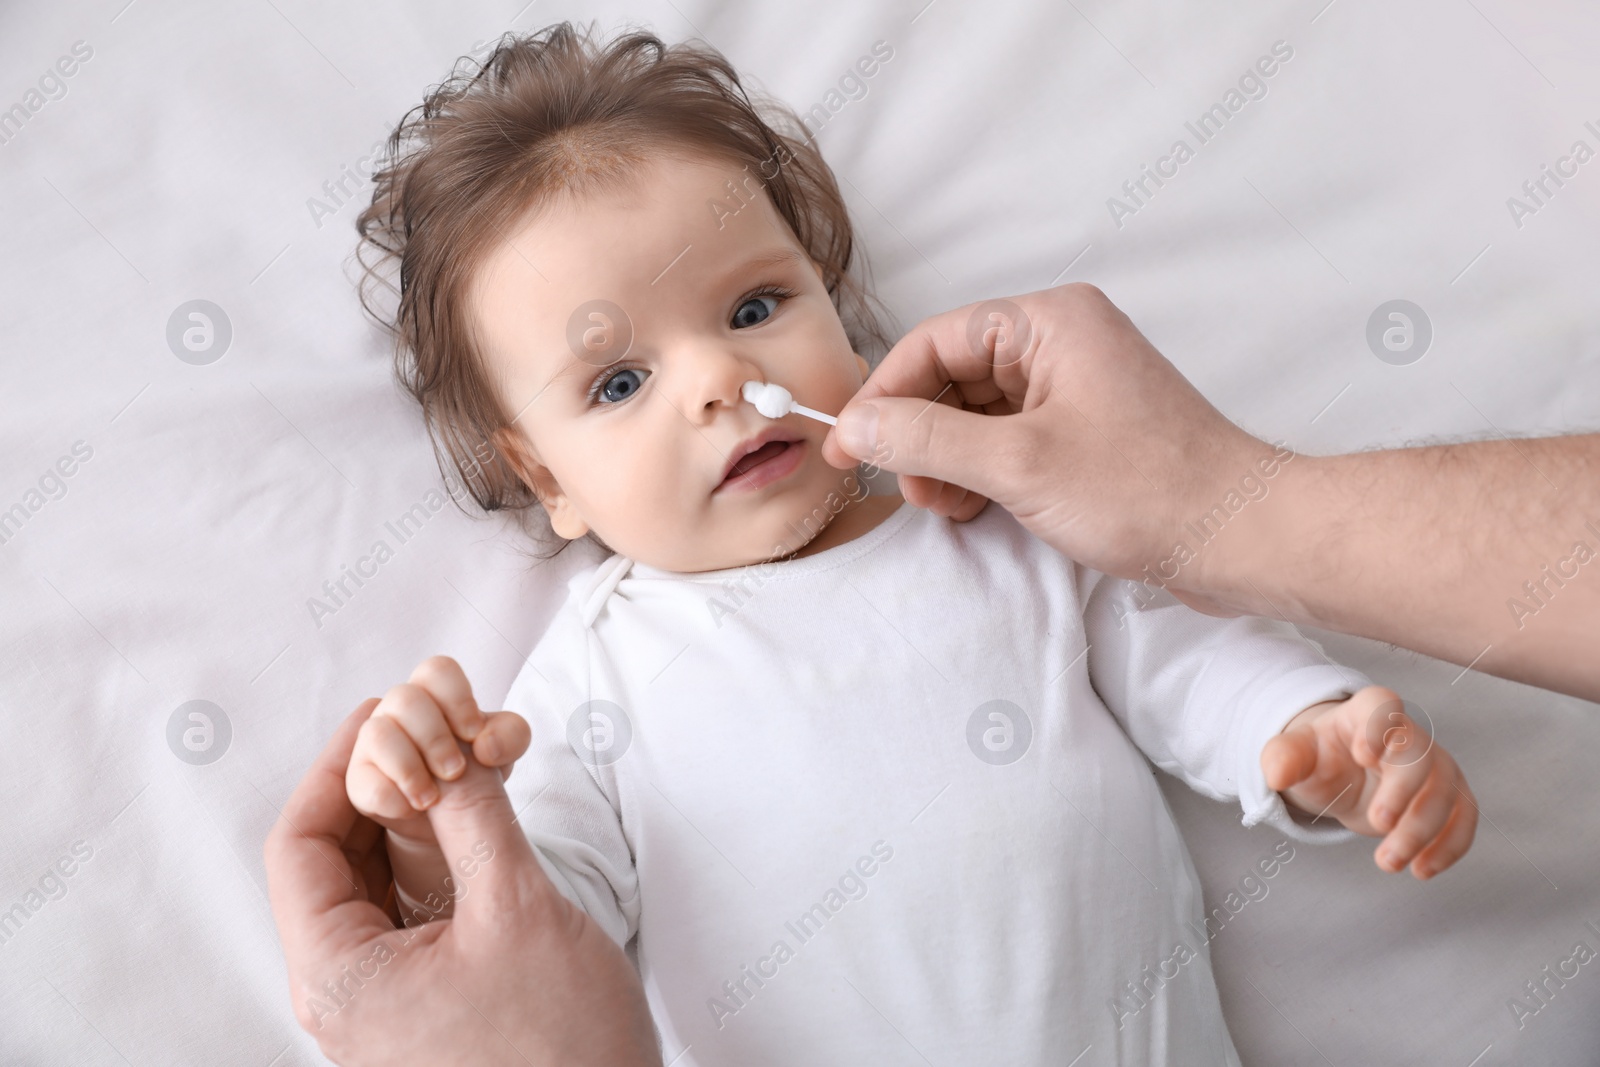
[346, 655, 532, 845]
[1259, 686, 1478, 880]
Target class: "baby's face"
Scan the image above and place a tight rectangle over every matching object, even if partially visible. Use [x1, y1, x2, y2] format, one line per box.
[470, 153, 871, 573]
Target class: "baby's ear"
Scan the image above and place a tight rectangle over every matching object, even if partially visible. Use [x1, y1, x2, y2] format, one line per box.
[853, 351, 870, 380]
[490, 426, 537, 489]
[490, 427, 590, 540]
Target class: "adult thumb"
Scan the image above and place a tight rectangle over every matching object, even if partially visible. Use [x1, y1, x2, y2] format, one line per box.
[424, 746, 547, 921]
[835, 397, 1020, 501]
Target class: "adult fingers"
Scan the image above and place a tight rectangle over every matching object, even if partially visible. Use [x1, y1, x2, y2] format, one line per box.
[822, 298, 1020, 471]
[884, 389, 992, 517]
[831, 395, 1037, 511]
[424, 735, 554, 936]
[264, 701, 396, 982]
[949, 491, 989, 522]
[407, 655, 489, 743]
[850, 301, 1017, 409]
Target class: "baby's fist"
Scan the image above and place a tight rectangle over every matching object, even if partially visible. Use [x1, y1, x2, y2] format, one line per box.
[345, 655, 531, 839]
[1259, 686, 1478, 880]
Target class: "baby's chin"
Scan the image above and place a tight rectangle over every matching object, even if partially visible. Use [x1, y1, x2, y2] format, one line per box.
[612, 449, 856, 572]
[754, 471, 865, 560]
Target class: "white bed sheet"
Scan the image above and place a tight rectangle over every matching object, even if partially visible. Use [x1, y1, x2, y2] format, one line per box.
[2, 0, 1597, 1063]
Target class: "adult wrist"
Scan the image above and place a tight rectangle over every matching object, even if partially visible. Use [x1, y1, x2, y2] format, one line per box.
[1179, 448, 1334, 625]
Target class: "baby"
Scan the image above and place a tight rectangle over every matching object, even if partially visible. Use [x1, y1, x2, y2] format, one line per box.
[342, 23, 1476, 1066]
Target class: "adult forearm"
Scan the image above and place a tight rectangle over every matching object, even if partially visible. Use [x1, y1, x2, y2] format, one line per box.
[1197, 435, 1600, 702]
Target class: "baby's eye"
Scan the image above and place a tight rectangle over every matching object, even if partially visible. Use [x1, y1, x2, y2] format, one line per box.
[593, 366, 649, 405]
[732, 294, 779, 329]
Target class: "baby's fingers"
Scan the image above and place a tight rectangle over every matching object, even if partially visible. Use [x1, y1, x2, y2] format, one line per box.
[471, 710, 532, 771]
[408, 655, 489, 743]
[376, 682, 467, 782]
[346, 756, 415, 822]
[357, 712, 440, 811]
[1364, 735, 1439, 835]
[1260, 728, 1318, 793]
[1410, 782, 1480, 880]
[1376, 751, 1472, 876]
[1351, 688, 1420, 767]
[1363, 755, 1452, 870]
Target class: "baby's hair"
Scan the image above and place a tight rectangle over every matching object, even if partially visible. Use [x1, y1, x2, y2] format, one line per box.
[355, 21, 892, 559]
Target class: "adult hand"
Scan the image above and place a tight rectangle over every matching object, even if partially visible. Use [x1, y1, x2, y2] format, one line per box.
[824, 283, 1600, 702]
[823, 283, 1272, 610]
[264, 701, 661, 1067]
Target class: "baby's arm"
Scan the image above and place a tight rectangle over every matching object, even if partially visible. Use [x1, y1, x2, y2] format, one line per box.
[1261, 686, 1477, 880]
[1082, 566, 1402, 846]
[344, 656, 531, 922]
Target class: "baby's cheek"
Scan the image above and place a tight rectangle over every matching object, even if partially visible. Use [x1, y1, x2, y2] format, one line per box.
[824, 364, 867, 409]
[636, 468, 706, 553]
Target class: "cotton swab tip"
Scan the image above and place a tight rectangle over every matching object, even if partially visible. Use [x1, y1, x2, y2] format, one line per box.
[741, 380, 793, 419]
[741, 379, 837, 425]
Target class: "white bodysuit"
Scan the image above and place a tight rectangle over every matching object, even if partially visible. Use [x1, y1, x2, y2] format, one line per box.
[501, 499, 1364, 1066]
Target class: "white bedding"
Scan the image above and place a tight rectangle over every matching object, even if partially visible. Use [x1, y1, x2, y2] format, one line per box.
[2, 1, 1596, 1063]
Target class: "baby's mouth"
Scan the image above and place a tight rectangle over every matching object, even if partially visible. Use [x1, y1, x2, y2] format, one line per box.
[729, 440, 790, 477]
[715, 438, 806, 494]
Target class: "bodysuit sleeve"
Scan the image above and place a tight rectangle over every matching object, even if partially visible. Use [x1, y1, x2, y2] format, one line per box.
[1079, 565, 1368, 842]
[497, 591, 641, 950]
